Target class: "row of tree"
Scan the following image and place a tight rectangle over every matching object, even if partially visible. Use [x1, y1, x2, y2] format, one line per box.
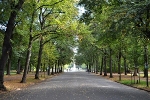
[76, 0, 150, 84]
[0, 0, 89, 90]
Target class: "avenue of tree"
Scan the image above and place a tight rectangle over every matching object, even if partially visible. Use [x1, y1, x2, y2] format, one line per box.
[0, 0, 150, 90]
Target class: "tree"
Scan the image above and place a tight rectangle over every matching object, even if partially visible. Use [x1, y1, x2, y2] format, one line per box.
[21, 0, 69, 82]
[0, 0, 25, 90]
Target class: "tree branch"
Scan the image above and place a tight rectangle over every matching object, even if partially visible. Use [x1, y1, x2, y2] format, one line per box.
[42, 35, 59, 45]
[36, 0, 64, 10]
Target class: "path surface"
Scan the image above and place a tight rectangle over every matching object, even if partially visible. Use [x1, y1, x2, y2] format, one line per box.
[0, 71, 150, 100]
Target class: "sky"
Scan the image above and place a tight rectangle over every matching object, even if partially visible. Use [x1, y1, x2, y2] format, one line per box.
[78, 6, 86, 16]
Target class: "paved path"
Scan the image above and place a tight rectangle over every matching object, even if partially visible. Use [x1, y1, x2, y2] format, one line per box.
[0, 72, 150, 100]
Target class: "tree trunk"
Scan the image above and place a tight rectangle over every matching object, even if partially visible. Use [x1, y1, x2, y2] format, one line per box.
[43, 62, 46, 78]
[17, 58, 21, 74]
[124, 57, 127, 75]
[145, 7, 149, 87]
[104, 49, 107, 76]
[20, 38, 32, 83]
[29, 64, 32, 72]
[60, 64, 63, 73]
[118, 49, 121, 74]
[47, 62, 50, 75]
[61, 64, 63, 72]
[35, 36, 43, 79]
[51, 64, 54, 75]
[144, 45, 148, 77]
[55, 63, 57, 74]
[6, 51, 12, 75]
[96, 56, 98, 74]
[57, 60, 60, 73]
[109, 48, 113, 78]
[0, 0, 25, 90]
[92, 55, 95, 73]
[87, 63, 89, 72]
[89, 64, 91, 72]
[133, 59, 138, 76]
[100, 56, 103, 75]
[47, 66, 50, 75]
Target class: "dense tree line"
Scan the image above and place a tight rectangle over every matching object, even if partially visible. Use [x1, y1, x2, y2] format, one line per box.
[76, 0, 150, 85]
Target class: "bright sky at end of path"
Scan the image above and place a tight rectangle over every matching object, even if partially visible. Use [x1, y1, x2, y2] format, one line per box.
[78, 6, 86, 16]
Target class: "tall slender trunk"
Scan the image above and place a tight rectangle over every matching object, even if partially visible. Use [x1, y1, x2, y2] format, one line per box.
[133, 58, 138, 76]
[17, 58, 21, 74]
[20, 38, 32, 83]
[100, 56, 103, 75]
[96, 55, 98, 74]
[47, 66, 50, 75]
[144, 45, 148, 75]
[104, 49, 107, 76]
[118, 49, 121, 74]
[124, 57, 127, 75]
[55, 62, 57, 74]
[109, 48, 113, 78]
[29, 64, 32, 72]
[145, 7, 149, 87]
[92, 55, 95, 73]
[51, 64, 54, 75]
[0, 0, 25, 90]
[57, 60, 60, 73]
[48, 61, 51, 75]
[60, 64, 63, 73]
[35, 36, 43, 79]
[89, 64, 91, 72]
[144, 45, 148, 77]
[143, 6, 149, 81]
[87, 63, 89, 72]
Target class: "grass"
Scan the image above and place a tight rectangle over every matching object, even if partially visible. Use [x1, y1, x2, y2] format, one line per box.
[120, 80, 149, 86]
[120, 80, 131, 85]
[4, 71, 17, 75]
[119, 80, 150, 92]
[98, 72, 150, 92]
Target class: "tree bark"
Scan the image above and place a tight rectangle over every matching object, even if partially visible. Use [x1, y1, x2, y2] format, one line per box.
[57, 60, 60, 73]
[89, 64, 91, 72]
[109, 48, 113, 78]
[20, 38, 32, 83]
[60, 65, 63, 73]
[35, 36, 43, 79]
[100, 56, 103, 75]
[51, 64, 54, 75]
[6, 51, 12, 75]
[47, 62, 51, 75]
[55, 62, 57, 74]
[104, 49, 107, 76]
[133, 58, 138, 76]
[124, 57, 127, 75]
[16, 58, 21, 74]
[118, 49, 121, 74]
[144, 45, 148, 77]
[95, 55, 98, 74]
